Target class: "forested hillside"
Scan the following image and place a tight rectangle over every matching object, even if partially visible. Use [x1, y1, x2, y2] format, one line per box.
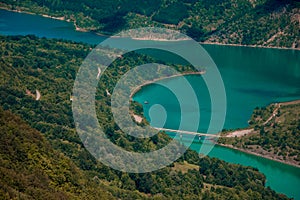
[0, 35, 290, 199]
[219, 101, 300, 166]
[0, 107, 117, 199]
[0, 0, 299, 48]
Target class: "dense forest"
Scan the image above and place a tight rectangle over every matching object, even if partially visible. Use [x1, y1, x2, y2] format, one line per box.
[219, 101, 300, 166]
[0, 35, 290, 199]
[0, 0, 299, 48]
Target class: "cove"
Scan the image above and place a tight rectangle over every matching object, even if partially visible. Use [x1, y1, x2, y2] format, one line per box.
[132, 47, 300, 198]
[1, 8, 300, 199]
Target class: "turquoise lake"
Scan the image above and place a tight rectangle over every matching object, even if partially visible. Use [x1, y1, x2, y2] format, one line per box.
[1, 8, 300, 199]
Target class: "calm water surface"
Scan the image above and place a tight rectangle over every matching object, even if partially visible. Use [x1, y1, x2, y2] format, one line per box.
[1, 8, 300, 199]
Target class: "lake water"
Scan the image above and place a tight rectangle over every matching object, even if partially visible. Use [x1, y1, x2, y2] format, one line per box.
[133, 45, 300, 198]
[1, 8, 300, 199]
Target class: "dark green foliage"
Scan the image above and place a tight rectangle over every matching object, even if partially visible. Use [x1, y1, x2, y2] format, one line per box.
[182, 24, 205, 41]
[121, 0, 163, 16]
[0, 35, 290, 199]
[152, 2, 188, 24]
[1, 0, 298, 47]
[199, 157, 290, 200]
[199, 157, 265, 188]
[221, 102, 300, 166]
[0, 107, 116, 199]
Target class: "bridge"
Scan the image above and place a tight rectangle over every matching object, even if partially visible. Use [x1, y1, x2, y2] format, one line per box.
[153, 127, 220, 138]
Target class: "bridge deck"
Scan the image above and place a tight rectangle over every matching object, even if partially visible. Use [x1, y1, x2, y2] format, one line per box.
[153, 127, 220, 137]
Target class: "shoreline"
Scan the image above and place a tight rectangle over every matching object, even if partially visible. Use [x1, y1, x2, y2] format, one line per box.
[219, 99, 300, 168]
[41, 14, 68, 22]
[217, 143, 300, 168]
[223, 128, 254, 138]
[201, 42, 300, 51]
[0, 6, 68, 22]
[2, 4, 300, 168]
[1, 7, 299, 50]
[0, 6, 90, 33]
[223, 99, 300, 138]
[129, 71, 205, 99]
[131, 37, 190, 42]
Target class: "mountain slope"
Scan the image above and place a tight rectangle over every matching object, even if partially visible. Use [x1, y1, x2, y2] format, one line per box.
[219, 101, 300, 167]
[0, 0, 299, 48]
[0, 107, 116, 199]
[0, 35, 291, 199]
